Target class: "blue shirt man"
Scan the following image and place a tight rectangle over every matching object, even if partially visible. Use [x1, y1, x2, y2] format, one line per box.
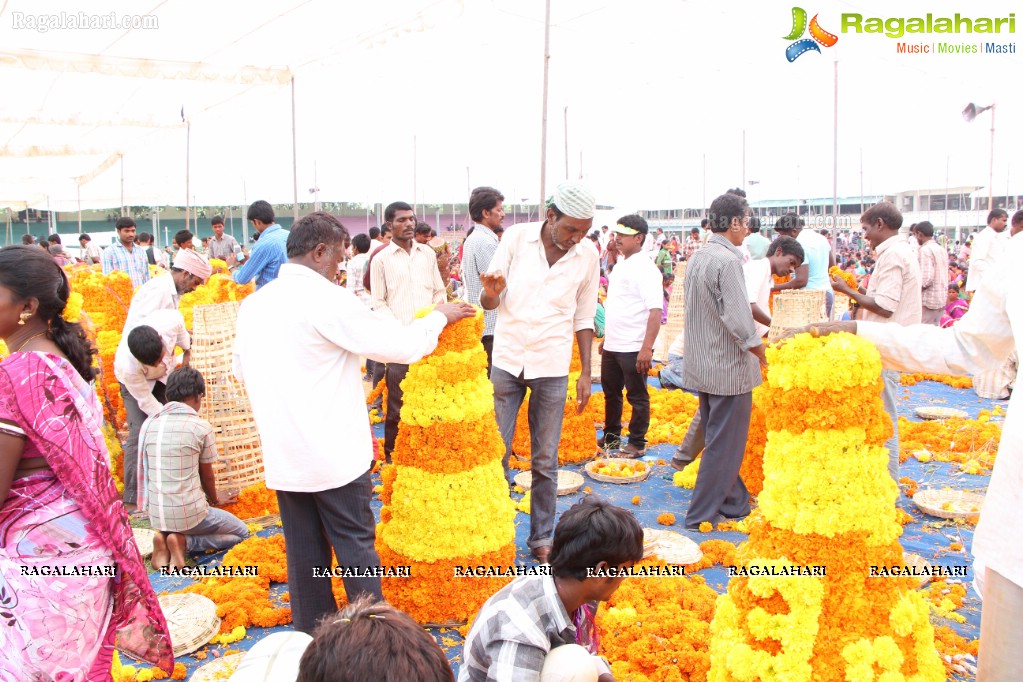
[230, 200, 288, 289]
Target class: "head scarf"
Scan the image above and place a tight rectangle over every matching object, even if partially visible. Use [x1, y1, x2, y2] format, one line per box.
[172, 248, 213, 280]
[545, 181, 596, 219]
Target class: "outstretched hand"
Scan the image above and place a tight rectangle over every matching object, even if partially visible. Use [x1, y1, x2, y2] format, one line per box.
[435, 302, 477, 325]
[480, 272, 507, 299]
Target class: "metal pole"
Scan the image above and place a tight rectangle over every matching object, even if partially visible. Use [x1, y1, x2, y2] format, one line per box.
[742, 129, 746, 189]
[702, 153, 706, 218]
[120, 154, 125, 218]
[466, 166, 470, 197]
[185, 122, 190, 232]
[944, 155, 950, 234]
[859, 148, 864, 215]
[988, 105, 995, 210]
[564, 106, 569, 180]
[413, 135, 418, 215]
[539, 0, 551, 206]
[77, 183, 82, 234]
[291, 76, 299, 222]
[831, 60, 838, 250]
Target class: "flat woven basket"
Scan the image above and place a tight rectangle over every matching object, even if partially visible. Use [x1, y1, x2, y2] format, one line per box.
[768, 289, 827, 342]
[244, 514, 282, 530]
[157, 593, 221, 658]
[192, 302, 264, 495]
[659, 261, 686, 360]
[903, 552, 932, 589]
[132, 527, 155, 558]
[913, 489, 985, 521]
[915, 406, 969, 421]
[643, 528, 703, 565]
[514, 470, 584, 496]
[585, 458, 651, 484]
[190, 652, 246, 682]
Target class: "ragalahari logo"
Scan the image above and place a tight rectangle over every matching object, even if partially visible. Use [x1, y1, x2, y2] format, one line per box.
[784, 7, 838, 61]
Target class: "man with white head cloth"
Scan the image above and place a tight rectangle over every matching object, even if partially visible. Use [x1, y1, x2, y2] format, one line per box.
[480, 180, 600, 564]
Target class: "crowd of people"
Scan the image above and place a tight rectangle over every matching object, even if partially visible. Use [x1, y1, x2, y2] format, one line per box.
[2, 181, 1020, 680]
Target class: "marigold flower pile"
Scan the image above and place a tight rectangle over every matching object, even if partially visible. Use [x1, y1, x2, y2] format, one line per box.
[708, 332, 944, 682]
[597, 560, 719, 681]
[899, 415, 1001, 474]
[376, 309, 516, 623]
[899, 373, 972, 389]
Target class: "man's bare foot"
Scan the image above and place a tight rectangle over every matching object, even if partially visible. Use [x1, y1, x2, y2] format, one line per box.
[150, 532, 170, 572]
[166, 532, 188, 571]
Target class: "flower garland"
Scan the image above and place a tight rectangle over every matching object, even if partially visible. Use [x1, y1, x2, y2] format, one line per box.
[377, 309, 516, 623]
[828, 265, 858, 290]
[708, 332, 944, 682]
[899, 373, 972, 389]
[597, 560, 718, 681]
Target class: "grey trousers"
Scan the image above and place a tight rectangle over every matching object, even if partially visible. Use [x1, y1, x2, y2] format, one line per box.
[685, 392, 752, 529]
[492, 368, 568, 550]
[880, 369, 900, 482]
[276, 470, 384, 634]
[921, 306, 943, 325]
[120, 381, 166, 505]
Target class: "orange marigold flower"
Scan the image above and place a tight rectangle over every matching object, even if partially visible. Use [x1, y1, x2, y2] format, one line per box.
[656, 513, 675, 526]
[698, 521, 712, 533]
[631, 496, 641, 505]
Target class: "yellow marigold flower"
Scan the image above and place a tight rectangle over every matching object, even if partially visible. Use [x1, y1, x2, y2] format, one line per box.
[698, 522, 712, 533]
[631, 496, 641, 505]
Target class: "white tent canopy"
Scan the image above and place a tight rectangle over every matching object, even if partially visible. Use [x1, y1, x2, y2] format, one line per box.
[0, 0, 1020, 211]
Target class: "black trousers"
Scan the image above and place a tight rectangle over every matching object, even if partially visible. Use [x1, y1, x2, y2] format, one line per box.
[384, 363, 410, 455]
[685, 392, 752, 529]
[600, 350, 651, 447]
[275, 470, 383, 634]
[481, 335, 494, 377]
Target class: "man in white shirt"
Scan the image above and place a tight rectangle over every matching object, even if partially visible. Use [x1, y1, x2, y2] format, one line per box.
[114, 309, 190, 512]
[78, 233, 102, 264]
[599, 215, 663, 458]
[234, 212, 473, 632]
[965, 209, 1008, 294]
[122, 248, 211, 332]
[772, 214, 836, 317]
[370, 201, 448, 460]
[480, 180, 599, 564]
[206, 215, 242, 262]
[803, 235, 1023, 681]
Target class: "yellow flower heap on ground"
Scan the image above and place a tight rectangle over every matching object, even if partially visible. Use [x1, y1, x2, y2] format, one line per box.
[708, 333, 944, 682]
[376, 309, 516, 624]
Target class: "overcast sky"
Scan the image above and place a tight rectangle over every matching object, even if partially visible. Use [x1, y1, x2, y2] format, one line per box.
[0, 0, 1020, 211]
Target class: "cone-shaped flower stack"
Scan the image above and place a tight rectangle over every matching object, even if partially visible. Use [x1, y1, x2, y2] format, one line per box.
[376, 309, 516, 624]
[708, 333, 944, 681]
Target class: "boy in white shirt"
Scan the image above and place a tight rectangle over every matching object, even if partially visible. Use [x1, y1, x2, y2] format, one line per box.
[599, 215, 664, 457]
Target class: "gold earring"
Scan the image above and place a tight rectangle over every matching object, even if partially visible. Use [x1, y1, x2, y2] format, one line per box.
[18, 312, 31, 325]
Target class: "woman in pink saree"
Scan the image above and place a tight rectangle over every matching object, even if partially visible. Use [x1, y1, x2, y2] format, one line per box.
[0, 245, 173, 680]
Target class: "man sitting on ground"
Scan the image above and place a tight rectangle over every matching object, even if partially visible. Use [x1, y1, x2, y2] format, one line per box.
[140, 366, 248, 571]
[460, 497, 643, 681]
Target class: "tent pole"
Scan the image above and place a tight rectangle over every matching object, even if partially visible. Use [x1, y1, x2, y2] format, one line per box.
[120, 154, 125, 217]
[539, 0, 551, 208]
[291, 75, 299, 222]
[186, 121, 191, 233]
[77, 184, 82, 235]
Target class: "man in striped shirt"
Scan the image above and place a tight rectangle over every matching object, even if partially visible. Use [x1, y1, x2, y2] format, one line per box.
[682, 192, 765, 530]
[462, 186, 505, 372]
[101, 217, 151, 288]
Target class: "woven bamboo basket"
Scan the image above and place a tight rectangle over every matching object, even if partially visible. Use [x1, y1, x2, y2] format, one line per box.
[643, 528, 703, 565]
[191, 302, 264, 496]
[767, 289, 827, 342]
[191, 652, 246, 682]
[913, 489, 984, 521]
[157, 593, 221, 657]
[915, 406, 969, 421]
[659, 262, 686, 360]
[903, 552, 932, 589]
[132, 527, 155, 558]
[585, 458, 651, 484]
[514, 470, 584, 496]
